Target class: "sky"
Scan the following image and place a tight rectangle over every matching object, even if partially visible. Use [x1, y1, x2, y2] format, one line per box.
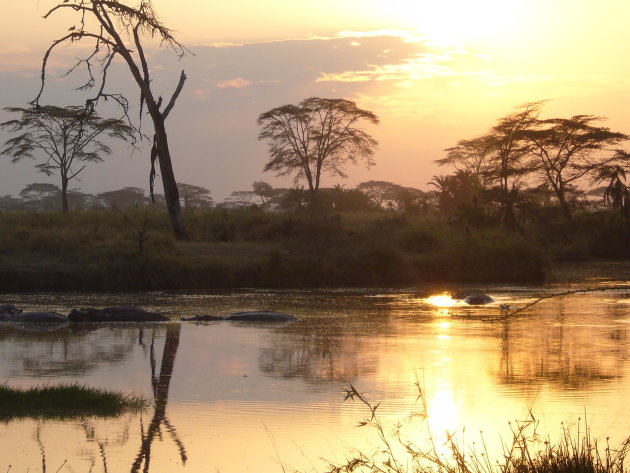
[1, 0, 630, 201]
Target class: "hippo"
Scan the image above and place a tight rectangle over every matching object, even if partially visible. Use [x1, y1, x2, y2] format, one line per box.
[181, 315, 226, 322]
[182, 311, 298, 323]
[0, 311, 68, 323]
[68, 306, 169, 322]
[463, 293, 494, 305]
[0, 304, 22, 316]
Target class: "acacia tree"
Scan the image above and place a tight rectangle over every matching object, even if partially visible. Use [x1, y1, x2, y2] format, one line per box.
[32, 0, 190, 239]
[177, 183, 213, 209]
[355, 180, 400, 208]
[436, 135, 494, 187]
[257, 97, 379, 209]
[1, 105, 134, 212]
[19, 183, 61, 211]
[523, 115, 628, 222]
[440, 102, 542, 230]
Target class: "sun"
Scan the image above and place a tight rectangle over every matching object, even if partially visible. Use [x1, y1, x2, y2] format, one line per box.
[384, 0, 523, 47]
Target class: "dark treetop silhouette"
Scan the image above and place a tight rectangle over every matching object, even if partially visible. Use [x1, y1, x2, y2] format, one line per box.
[31, 0, 190, 239]
[1, 105, 135, 212]
[257, 97, 379, 209]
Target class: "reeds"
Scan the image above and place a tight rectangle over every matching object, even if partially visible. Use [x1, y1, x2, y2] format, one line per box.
[0, 383, 148, 421]
[328, 385, 629, 473]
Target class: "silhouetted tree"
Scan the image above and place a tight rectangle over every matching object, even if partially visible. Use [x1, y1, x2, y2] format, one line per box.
[98, 187, 147, 209]
[33, 0, 190, 239]
[440, 102, 542, 230]
[277, 187, 309, 212]
[257, 97, 379, 209]
[392, 187, 426, 215]
[19, 183, 60, 211]
[1, 105, 134, 212]
[437, 135, 494, 187]
[523, 115, 628, 222]
[252, 181, 280, 208]
[226, 190, 256, 207]
[594, 164, 630, 228]
[177, 183, 213, 209]
[323, 185, 373, 212]
[0, 195, 22, 211]
[355, 180, 400, 208]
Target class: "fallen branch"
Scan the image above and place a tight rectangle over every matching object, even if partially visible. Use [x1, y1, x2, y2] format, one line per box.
[454, 284, 630, 322]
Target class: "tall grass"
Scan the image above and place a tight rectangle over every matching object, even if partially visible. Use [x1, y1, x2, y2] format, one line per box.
[0, 208, 548, 290]
[0, 383, 148, 421]
[330, 385, 629, 473]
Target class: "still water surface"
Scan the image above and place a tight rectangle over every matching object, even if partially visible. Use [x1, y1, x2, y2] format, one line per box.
[1, 267, 630, 472]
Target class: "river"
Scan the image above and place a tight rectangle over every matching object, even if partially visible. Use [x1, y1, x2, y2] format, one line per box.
[1, 263, 629, 472]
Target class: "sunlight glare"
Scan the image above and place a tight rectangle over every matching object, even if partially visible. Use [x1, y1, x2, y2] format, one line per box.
[426, 294, 456, 308]
[385, 0, 522, 46]
[427, 387, 460, 444]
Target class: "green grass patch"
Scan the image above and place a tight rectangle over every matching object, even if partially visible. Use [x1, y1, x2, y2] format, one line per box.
[0, 383, 148, 422]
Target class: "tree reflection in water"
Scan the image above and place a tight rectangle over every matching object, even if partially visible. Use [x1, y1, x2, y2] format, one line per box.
[0, 325, 138, 377]
[0, 323, 186, 473]
[132, 323, 186, 472]
[258, 313, 391, 384]
[498, 294, 629, 389]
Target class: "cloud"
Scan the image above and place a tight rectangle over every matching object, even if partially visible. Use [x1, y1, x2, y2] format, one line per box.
[216, 78, 253, 89]
[193, 88, 211, 100]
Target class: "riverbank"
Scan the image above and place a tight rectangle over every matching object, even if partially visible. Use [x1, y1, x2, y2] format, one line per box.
[0, 207, 620, 291]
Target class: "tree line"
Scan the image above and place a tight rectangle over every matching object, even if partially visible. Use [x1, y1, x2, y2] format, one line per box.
[432, 101, 629, 231]
[1, 1, 629, 241]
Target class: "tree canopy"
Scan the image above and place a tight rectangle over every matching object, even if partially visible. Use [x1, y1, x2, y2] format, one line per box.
[257, 97, 379, 208]
[1, 105, 134, 212]
[33, 0, 190, 238]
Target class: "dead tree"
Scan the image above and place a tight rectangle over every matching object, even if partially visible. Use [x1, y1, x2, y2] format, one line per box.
[32, 0, 189, 240]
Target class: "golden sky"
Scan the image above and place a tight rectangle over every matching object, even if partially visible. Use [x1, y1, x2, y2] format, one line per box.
[1, 0, 629, 199]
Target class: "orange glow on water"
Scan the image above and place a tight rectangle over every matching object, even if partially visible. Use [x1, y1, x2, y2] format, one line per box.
[426, 294, 456, 308]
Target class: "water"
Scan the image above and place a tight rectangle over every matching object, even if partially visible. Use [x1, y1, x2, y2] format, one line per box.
[1, 267, 630, 472]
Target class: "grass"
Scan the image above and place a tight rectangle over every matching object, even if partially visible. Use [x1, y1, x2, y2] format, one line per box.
[0, 383, 148, 422]
[0, 207, 551, 290]
[328, 384, 629, 473]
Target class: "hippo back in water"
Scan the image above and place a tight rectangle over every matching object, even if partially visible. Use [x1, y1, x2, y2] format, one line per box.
[1, 311, 68, 323]
[225, 311, 298, 322]
[68, 306, 169, 322]
[464, 293, 494, 305]
[181, 311, 298, 323]
[0, 304, 22, 316]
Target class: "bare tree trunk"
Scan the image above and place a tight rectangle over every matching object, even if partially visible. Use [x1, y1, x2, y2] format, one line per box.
[153, 116, 188, 240]
[61, 174, 69, 213]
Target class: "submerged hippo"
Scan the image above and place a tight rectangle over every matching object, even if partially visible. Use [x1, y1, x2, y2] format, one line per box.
[0, 304, 22, 316]
[0, 311, 68, 323]
[68, 306, 169, 322]
[182, 310, 298, 323]
[463, 293, 494, 305]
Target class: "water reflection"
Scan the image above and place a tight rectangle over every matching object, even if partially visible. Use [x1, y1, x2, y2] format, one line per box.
[0, 282, 629, 473]
[497, 294, 629, 390]
[258, 312, 393, 384]
[133, 323, 185, 472]
[0, 324, 141, 377]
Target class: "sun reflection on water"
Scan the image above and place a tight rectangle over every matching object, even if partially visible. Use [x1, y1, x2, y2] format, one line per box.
[426, 294, 456, 308]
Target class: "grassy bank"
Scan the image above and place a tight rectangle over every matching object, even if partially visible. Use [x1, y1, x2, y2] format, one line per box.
[0, 384, 148, 421]
[0, 208, 548, 291]
[0, 206, 608, 291]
